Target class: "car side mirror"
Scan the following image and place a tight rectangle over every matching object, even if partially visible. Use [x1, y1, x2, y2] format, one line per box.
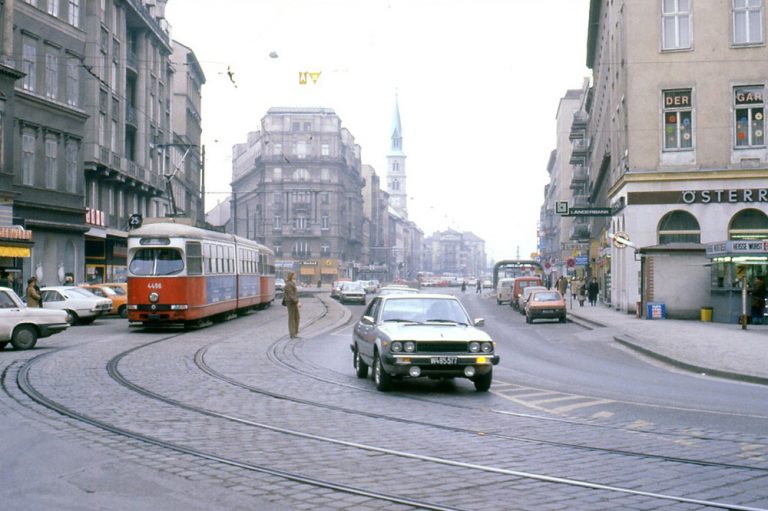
[361, 315, 375, 325]
[473, 318, 485, 327]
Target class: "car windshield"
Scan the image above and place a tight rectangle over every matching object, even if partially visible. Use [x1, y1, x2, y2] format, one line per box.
[533, 292, 561, 302]
[343, 282, 364, 292]
[107, 286, 126, 296]
[129, 248, 185, 276]
[67, 288, 98, 298]
[381, 297, 468, 324]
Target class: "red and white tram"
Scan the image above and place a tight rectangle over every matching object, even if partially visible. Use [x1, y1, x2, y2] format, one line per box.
[126, 221, 275, 327]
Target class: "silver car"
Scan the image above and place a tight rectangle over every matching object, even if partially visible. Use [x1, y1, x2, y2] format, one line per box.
[40, 286, 112, 325]
[351, 294, 499, 392]
[339, 281, 366, 305]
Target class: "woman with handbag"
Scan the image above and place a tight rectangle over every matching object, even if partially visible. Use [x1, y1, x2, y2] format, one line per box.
[284, 272, 301, 338]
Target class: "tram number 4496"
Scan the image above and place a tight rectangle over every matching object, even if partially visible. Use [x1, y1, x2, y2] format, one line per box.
[146, 283, 163, 290]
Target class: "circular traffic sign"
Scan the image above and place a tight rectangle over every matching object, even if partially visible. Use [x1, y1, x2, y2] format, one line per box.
[613, 231, 630, 249]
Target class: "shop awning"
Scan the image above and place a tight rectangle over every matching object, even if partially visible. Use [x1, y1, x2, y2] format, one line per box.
[0, 246, 31, 257]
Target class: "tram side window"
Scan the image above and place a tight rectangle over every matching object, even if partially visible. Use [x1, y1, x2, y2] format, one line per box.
[187, 242, 203, 276]
[204, 243, 212, 274]
[216, 245, 223, 274]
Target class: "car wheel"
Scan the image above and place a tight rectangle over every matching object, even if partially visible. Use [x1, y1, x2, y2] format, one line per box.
[496, 299, 501, 305]
[373, 351, 392, 391]
[353, 346, 368, 379]
[559, 315, 566, 323]
[526, 314, 532, 324]
[119, 306, 128, 319]
[0, 341, 8, 350]
[79, 317, 96, 325]
[11, 325, 38, 350]
[473, 369, 492, 392]
[65, 310, 78, 326]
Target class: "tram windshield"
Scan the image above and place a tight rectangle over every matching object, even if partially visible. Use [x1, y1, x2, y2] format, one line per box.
[129, 248, 184, 276]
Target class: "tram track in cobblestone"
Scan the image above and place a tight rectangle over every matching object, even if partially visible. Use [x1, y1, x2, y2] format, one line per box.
[198, 343, 768, 475]
[259, 328, 768, 468]
[8, 298, 768, 511]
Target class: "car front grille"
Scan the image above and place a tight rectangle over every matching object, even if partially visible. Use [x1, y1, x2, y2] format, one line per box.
[415, 342, 469, 353]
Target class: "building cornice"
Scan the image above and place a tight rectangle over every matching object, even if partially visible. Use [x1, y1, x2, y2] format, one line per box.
[608, 169, 768, 198]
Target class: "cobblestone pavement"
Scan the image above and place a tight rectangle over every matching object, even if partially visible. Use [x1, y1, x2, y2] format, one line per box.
[1, 292, 767, 510]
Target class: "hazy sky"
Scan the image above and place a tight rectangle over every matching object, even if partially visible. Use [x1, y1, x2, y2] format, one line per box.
[165, 0, 591, 261]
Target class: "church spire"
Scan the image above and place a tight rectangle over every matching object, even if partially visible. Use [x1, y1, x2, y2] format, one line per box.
[386, 90, 407, 218]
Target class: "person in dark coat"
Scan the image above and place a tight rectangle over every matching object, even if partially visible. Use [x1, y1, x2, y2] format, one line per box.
[751, 275, 766, 325]
[587, 277, 599, 306]
[284, 271, 301, 338]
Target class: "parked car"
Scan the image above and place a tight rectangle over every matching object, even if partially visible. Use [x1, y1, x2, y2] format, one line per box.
[275, 278, 285, 292]
[79, 284, 128, 318]
[339, 281, 367, 305]
[351, 293, 499, 391]
[0, 287, 69, 350]
[510, 276, 544, 310]
[525, 290, 566, 324]
[101, 282, 127, 296]
[515, 285, 548, 312]
[496, 278, 515, 305]
[377, 285, 420, 296]
[39, 286, 112, 325]
[364, 279, 380, 293]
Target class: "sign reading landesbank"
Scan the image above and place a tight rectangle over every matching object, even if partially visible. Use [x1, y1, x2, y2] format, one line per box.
[627, 189, 768, 205]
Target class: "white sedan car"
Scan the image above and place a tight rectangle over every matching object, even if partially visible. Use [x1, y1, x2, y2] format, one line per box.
[40, 286, 112, 325]
[0, 287, 69, 350]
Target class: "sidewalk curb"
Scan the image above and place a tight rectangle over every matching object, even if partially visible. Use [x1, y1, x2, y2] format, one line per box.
[614, 334, 768, 387]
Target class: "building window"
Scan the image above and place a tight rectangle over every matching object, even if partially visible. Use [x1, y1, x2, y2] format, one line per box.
[273, 167, 282, 181]
[68, 0, 80, 27]
[729, 208, 768, 239]
[99, 113, 107, 146]
[291, 122, 300, 132]
[733, 0, 763, 45]
[293, 241, 309, 256]
[272, 142, 282, 155]
[734, 85, 765, 147]
[657, 210, 700, 244]
[293, 168, 309, 181]
[22, 129, 36, 185]
[294, 141, 307, 158]
[392, 161, 399, 172]
[320, 192, 329, 204]
[45, 50, 58, 99]
[321, 144, 329, 156]
[66, 140, 78, 193]
[321, 168, 329, 181]
[294, 216, 308, 230]
[66, 57, 79, 106]
[111, 119, 118, 151]
[22, 37, 37, 92]
[273, 215, 281, 230]
[47, 0, 59, 16]
[45, 135, 58, 189]
[663, 89, 693, 150]
[662, 0, 692, 50]
[321, 215, 329, 230]
[321, 243, 330, 256]
[303, 122, 311, 131]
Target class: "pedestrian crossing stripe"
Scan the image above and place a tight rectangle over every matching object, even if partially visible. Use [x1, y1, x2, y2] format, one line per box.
[491, 380, 615, 415]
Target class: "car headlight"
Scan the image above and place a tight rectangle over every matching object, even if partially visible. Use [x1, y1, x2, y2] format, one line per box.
[481, 342, 493, 353]
[404, 341, 415, 352]
[469, 341, 480, 353]
[391, 341, 403, 353]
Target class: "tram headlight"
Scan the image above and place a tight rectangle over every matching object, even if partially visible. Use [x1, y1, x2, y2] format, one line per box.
[149, 292, 159, 303]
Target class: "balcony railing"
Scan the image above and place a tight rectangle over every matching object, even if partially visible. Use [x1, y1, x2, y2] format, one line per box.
[570, 165, 588, 189]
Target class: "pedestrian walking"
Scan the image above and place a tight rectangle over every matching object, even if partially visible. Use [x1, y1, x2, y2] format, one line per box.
[578, 279, 586, 307]
[750, 275, 766, 325]
[284, 271, 301, 338]
[570, 278, 578, 302]
[461, 281, 467, 293]
[587, 277, 599, 306]
[556, 275, 568, 297]
[476, 279, 482, 294]
[26, 277, 42, 308]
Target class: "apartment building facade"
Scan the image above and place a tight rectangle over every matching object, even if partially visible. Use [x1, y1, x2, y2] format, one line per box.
[584, 0, 768, 320]
[230, 107, 365, 285]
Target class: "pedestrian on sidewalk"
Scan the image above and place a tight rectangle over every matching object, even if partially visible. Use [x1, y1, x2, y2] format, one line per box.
[476, 279, 482, 294]
[577, 279, 586, 307]
[556, 275, 568, 297]
[284, 271, 301, 338]
[750, 275, 766, 325]
[587, 276, 599, 306]
[26, 276, 42, 308]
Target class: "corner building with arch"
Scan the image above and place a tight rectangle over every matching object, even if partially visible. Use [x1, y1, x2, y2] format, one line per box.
[582, 1, 768, 320]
